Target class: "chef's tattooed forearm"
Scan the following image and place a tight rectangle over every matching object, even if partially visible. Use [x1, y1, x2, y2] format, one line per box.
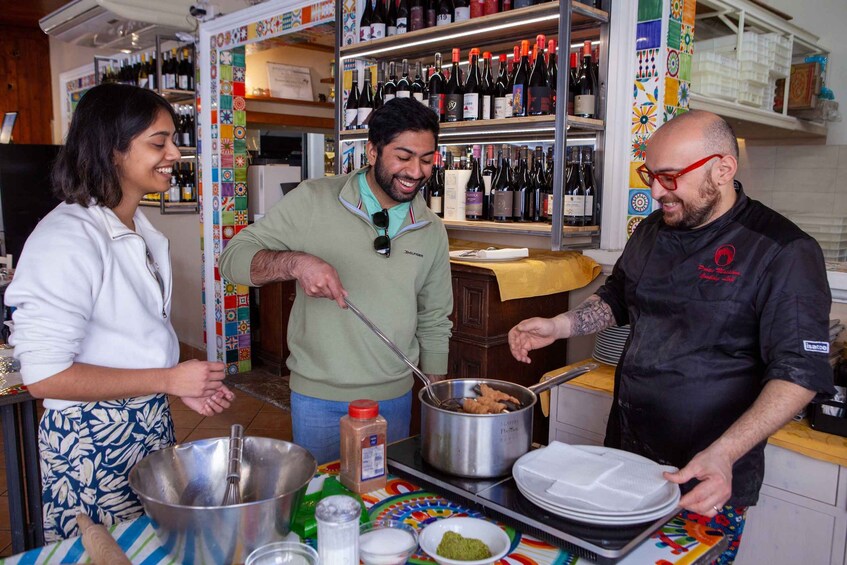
[564, 295, 616, 337]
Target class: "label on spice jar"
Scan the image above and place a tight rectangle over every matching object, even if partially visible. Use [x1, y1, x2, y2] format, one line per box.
[360, 434, 386, 480]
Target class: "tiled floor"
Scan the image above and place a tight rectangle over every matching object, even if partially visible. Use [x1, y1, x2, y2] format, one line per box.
[0, 392, 291, 557]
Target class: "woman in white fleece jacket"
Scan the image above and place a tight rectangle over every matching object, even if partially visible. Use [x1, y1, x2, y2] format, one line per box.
[5, 84, 234, 542]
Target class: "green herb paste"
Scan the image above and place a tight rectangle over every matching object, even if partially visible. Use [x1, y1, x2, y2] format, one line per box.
[436, 531, 492, 560]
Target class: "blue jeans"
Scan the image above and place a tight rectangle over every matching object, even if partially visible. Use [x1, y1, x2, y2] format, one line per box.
[291, 391, 412, 464]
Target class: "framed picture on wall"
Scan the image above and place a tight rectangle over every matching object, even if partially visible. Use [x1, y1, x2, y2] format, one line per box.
[266, 62, 314, 101]
[58, 63, 97, 141]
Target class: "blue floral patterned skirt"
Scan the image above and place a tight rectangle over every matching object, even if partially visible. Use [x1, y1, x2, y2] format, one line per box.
[38, 394, 175, 542]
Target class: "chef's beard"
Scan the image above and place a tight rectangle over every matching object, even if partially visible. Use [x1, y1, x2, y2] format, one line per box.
[660, 174, 723, 229]
[373, 154, 425, 204]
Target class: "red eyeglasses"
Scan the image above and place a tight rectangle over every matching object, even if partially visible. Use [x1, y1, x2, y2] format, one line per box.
[636, 154, 724, 191]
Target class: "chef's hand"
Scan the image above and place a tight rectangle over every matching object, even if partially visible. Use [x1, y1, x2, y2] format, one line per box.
[663, 445, 734, 517]
[426, 373, 446, 383]
[508, 317, 564, 363]
[291, 254, 348, 308]
[167, 359, 227, 398]
[181, 385, 235, 417]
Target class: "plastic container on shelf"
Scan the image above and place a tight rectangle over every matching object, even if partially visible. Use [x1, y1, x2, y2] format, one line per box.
[790, 214, 847, 230]
[691, 70, 738, 101]
[740, 60, 769, 85]
[737, 81, 766, 107]
[692, 51, 739, 75]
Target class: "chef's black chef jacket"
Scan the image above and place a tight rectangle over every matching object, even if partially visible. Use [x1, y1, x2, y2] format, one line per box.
[596, 185, 835, 506]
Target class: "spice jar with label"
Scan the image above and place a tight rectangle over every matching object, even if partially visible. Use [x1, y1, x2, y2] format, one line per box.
[340, 399, 387, 494]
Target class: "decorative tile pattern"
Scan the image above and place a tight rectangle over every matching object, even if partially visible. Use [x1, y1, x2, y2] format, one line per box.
[636, 20, 662, 50]
[638, 0, 663, 22]
[667, 49, 680, 78]
[627, 216, 645, 238]
[680, 23, 695, 54]
[636, 49, 660, 79]
[629, 190, 653, 215]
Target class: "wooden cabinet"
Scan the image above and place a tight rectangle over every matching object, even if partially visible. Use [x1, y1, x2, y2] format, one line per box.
[448, 262, 570, 443]
[253, 280, 296, 374]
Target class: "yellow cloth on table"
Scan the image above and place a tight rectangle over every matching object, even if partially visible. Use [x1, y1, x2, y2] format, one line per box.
[448, 240, 601, 301]
[538, 361, 617, 417]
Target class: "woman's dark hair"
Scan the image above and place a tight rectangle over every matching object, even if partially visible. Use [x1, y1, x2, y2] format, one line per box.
[367, 97, 439, 154]
[53, 83, 177, 208]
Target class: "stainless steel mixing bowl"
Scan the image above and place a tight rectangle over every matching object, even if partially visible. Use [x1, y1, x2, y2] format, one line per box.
[129, 436, 317, 564]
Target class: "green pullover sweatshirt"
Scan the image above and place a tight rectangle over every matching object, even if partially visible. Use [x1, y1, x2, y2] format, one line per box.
[218, 168, 453, 401]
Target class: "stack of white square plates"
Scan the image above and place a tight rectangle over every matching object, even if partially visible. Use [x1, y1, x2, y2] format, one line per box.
[592, 325, 631, 366]
[512, 443, 680, 526]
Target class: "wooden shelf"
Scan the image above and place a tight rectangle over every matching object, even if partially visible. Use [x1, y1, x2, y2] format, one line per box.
[247, 111, 335, 130]
[245, 94, 334, 108]
[444, 219, 599, 237]
[688, 94, 827, 140]
[340, 114, 603, 143]
[339, 0, 607, 61]
[160, 89, 195, 103]
[320, 78, 335, 84]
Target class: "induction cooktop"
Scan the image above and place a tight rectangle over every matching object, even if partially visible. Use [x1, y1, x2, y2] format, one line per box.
[387, 436, 706, 564]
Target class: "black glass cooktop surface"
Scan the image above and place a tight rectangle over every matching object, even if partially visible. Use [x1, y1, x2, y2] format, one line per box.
[387, 436, 683, 564]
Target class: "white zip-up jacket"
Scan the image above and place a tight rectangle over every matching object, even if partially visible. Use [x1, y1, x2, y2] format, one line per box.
[6, 202, 179, 409]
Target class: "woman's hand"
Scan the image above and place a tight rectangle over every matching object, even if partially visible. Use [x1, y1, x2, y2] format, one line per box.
[181, 385, 235, 417]
[167, 359, 227, 397]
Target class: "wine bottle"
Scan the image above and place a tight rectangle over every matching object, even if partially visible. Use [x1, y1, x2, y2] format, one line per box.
[396, 0, 409, 33]
[527, 34, 551, 115]
[581, 146, 597, 226]
[138, 54, 150, 89]
[445, 48, 464, 122]
[428, 53, 446, 121]
[512, 146, 530, 222]
[501, 0, 512, 11]
[463, 48, 482, 121]
[547, 39, 558, 112]
[426, 0, 437, 27]
[410, 0, 424, 30]
[470, 0, 483, 18]
[370, 0, 387, 39]
[346, 68, 360, 129]
[357, 67, 375, 128]
[428, 152, 445, 216]
[531, 146, 547, 222]
[481, 51, 494, 120]
[453, 0, 470, 22]
[513, 0, 532, 10]
[493, 54, 509, 119]
[574, 40, 597, 118]
[491, 145, 514, 222]
[384, 61, 397, 102]
[505, 45, 519, 116]
[360, 0, 373, 41]
[436, 0, 453, 26]
[387, 0, 398, 36]
[564, 146, 585, 226]
[510, 40, 530, 118]
[396, 59, 412, 97]
[412, 61, 427, 102]
[483, 0, 497, 15]
[482, 144, 496, 220]
[567, 51, 578, 115]
[374, 63, 386, 109]
[178, 49, 192, 90]
[465, 155, 484, 220]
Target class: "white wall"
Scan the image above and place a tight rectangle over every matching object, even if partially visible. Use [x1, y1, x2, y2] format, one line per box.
[245, 44, 333, 103]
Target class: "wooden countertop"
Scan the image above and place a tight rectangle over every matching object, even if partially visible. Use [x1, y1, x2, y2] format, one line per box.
[546, 360, 847, 468]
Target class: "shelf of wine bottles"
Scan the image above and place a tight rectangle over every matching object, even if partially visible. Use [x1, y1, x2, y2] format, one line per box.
[340, 0, 606, 60]
[340, 114, 602, 142]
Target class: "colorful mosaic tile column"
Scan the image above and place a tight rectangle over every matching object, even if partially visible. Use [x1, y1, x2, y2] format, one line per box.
[203, 1, 334, 375]
[627, 0, 696, 238]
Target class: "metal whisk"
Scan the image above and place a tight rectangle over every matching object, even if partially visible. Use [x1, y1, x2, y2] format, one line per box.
[221, 424, 244, 506]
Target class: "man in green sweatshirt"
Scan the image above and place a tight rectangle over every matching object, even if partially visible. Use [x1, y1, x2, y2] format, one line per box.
[219, 98, 452, 463]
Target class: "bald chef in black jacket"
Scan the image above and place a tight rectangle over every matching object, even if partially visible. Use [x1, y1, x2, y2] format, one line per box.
[509, 110, 834, 563]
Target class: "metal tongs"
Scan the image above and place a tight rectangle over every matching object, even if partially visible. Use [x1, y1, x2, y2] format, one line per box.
[344, 297, 443, 407]
[221, 424, 244, 506]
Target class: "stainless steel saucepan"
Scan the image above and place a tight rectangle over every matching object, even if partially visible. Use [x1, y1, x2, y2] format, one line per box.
[419, 363, 598, 478]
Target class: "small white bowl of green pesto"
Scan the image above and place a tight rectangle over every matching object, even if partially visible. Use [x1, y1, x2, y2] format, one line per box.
[419, 517, 511, 565]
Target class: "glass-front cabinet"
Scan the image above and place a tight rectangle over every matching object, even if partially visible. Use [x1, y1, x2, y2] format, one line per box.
[334, 0, 612, 250]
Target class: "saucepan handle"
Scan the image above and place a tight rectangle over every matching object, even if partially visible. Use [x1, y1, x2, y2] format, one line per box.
[527, 363, 599, 395]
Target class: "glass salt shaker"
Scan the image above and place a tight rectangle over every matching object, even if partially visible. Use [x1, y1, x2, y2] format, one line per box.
[315, 494, 361, 565]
